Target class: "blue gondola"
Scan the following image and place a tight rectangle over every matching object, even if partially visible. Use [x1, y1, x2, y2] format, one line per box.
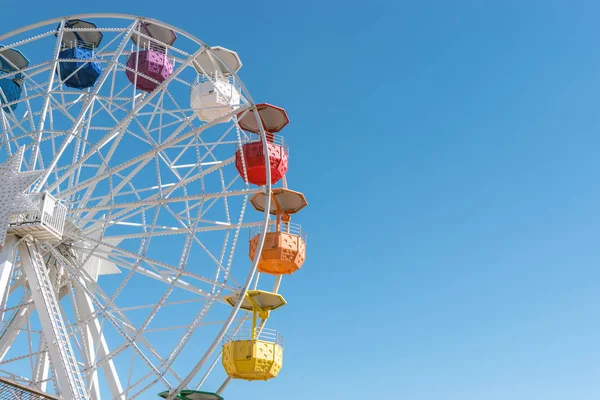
[56, 19, 103, 89]
[0, 46, 29, 112]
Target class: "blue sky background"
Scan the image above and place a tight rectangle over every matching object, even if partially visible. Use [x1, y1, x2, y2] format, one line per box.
[3, 1, 600, 399]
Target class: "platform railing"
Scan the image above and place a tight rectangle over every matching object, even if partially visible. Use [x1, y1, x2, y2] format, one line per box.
[8, 192, 67, 238]
[146, 40, 168, 53]
[129, 41, 176, 67]
[223, 327, 284, 348]
[190, 74, 240, 93]
[61, 40, 97, 51]
[250, 222, 306, 243]
[235, 133, 289, 155]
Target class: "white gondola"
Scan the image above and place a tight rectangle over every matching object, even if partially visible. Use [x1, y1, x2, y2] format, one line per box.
[190, 46, 242, 123]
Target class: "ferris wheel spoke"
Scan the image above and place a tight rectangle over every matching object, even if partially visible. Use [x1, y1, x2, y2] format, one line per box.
[162, 204, 230, 277]
[71, 283, 124, 399]
[127, 221, 200, 349]
[0, 113, 13, 157]
[55, 109, 241, 203]
[0, 296, 34, 362]
[195, 314, 248, 390]
[69, 102, 96, 192]
[70, 111, 127, 205]
[163, 201, 250, 391]
[18, 88, 39, 157]
[126, 301, 226, 398]
[35, 21, 139, 192]
[47, 247, 173, 390]
[104, 259, 222, 299]
[75, 228, 239, 289]
[1, 108, 30, 142]
[66, 230, 235, 290]
[42, 34, 223, 196]
[79, 221, 264, 241]
[29, 19, 66, 170]
[73, 157, 237, 234]
[73, 189, 259, 214]
[62, 259, 188, 386]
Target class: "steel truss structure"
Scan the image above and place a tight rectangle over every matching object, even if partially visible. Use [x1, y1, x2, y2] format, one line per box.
[0, 14, 281, 399]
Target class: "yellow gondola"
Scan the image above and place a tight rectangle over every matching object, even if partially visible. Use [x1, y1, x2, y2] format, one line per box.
[221, 290, 286, 381]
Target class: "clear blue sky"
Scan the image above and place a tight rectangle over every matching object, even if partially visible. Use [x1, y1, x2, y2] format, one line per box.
[3, 1, 600, 399]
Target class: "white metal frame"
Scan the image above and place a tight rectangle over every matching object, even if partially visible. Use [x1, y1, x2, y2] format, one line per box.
[0, 14, 291, 400]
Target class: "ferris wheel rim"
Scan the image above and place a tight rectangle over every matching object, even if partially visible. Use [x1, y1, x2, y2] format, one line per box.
[0, 13, 258, 113]
[0, 14, 281, 399]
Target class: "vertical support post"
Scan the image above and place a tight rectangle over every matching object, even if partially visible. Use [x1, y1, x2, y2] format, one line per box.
[18, 238, 88, 399]
[0, 235, 17, 318]
[274, 194, 281, 233]
[74, 284, 125, 400]
[73, 286, 100, 400]
[33, 339, 50, 392]
[251, 309, 257, 341]
[246, 295, 266, 342]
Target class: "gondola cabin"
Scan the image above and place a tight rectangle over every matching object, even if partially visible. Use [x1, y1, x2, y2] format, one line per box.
[190, 46, 242, 123]
[0, 46, 29, 112]
[126, 22, 177, 92]
[57, 19, 103, 89]
[235, 104, 290, 185]
[222, 291, 286, 381]
[248, 189, 308, 275]
[235, 134, 288, 186]
[157, 389, 223, 400]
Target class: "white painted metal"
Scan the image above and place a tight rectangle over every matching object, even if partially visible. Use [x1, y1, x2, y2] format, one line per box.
[0, 236, 17, 318]
[0, 298, 34, 360]
[33, 339, 50, 392]
[18, 238, 88, 399]
[166, 99, 274, 400]
[0, 147, 45, 247]
[74, 284, 124, 399]
[0, 14, 283, 400]
[7, 192, 67, 242]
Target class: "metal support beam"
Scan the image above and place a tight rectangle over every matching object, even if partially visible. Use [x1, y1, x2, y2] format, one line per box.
[0, 235, 17, 320]
[33, 339, 50, 392]
[18, 238, 89, 399]
[74, 283, 124, 399]
[0, 298, 33, 360]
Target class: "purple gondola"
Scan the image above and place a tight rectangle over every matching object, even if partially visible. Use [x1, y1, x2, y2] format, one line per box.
[126, 22, 177, 92]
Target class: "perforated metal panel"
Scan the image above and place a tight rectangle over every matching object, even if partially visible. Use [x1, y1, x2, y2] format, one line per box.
[0, 377, 58, 400]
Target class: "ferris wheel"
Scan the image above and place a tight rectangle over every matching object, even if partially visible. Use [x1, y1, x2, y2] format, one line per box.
[0, 14, 308, 400]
